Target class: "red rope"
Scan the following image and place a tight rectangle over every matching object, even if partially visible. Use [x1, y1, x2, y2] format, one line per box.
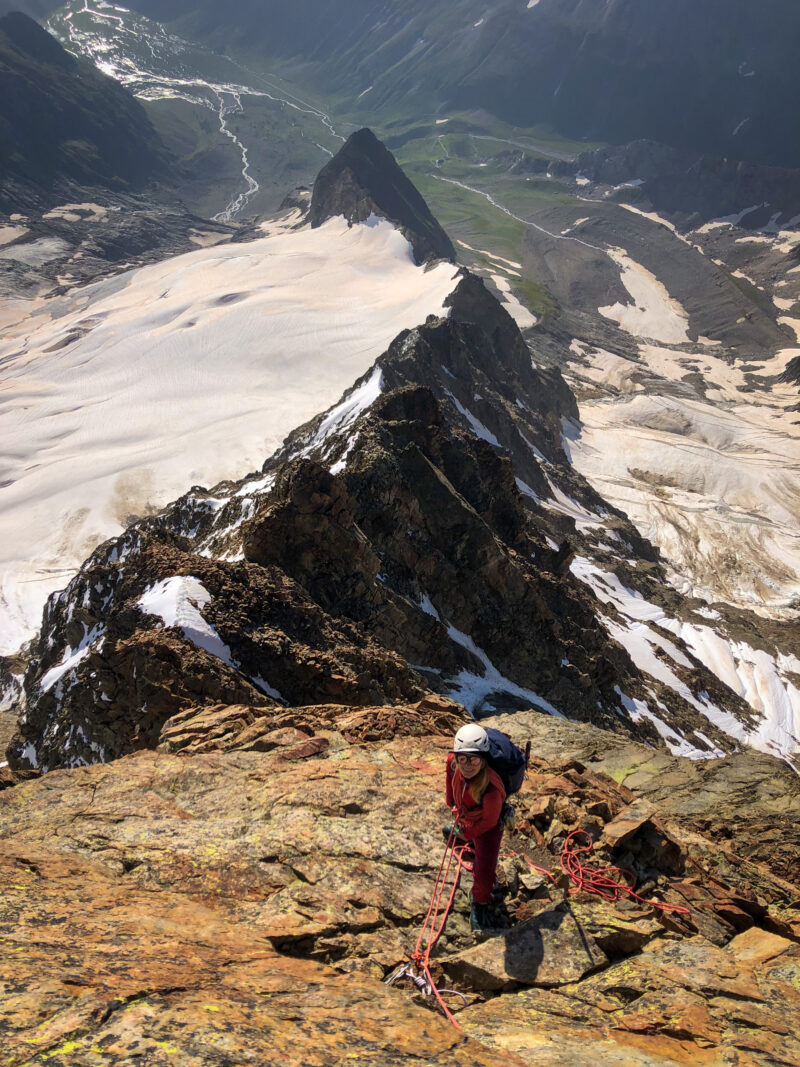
[407, 827, 472, 1028]
[403, 819, 691, 1028]
[399, 819, 691, 1031]
[507, 828, 691, 916]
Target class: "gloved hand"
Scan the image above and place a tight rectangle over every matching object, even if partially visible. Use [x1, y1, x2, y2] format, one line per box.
[442, 823, 465, 844]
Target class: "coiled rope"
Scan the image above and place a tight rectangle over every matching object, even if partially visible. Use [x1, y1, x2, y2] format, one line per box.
[388, 826, 691, 1029]
[508, 827, 692, 916]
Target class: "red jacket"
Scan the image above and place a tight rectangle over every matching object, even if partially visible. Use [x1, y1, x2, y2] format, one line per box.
[445, 753, 506, 839]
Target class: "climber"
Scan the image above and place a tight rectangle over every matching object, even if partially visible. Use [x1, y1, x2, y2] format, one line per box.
[444, 723, 506, 934]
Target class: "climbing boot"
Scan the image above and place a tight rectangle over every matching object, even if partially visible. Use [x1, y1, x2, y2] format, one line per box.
[470, 900, 492, 934]
[490, 879, 506, 902]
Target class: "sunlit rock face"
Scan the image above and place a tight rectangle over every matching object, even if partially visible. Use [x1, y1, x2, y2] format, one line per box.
[1, 707, 798, 1061]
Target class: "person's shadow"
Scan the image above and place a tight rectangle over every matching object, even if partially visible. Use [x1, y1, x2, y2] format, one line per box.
[500, 900, 600, 984]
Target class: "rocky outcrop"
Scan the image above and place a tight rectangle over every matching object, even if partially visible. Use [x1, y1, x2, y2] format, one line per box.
[459, 929, 800, 1065]
[487, 708, 800, 890]
[1, 706, 797, 1062]
[0, 844, 511, 1066]
[309, 128, 455, 264]
[8, 528, 436, 771]
[156, 695, 465, 755]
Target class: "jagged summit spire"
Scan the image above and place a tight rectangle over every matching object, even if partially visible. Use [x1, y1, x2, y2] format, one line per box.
[309, 127, 455, 265]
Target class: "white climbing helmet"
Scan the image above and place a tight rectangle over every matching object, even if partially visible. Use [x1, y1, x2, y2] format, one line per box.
[452, 723, 489, 755]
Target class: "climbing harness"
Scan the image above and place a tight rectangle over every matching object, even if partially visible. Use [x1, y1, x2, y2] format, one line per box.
[385, 826, 473, 1029]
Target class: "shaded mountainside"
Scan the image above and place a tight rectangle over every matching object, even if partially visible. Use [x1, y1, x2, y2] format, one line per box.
[1, 704, 798, 1062]
[552, 140, 800, 232]
[0, 12, 169, 207]
[0, 0, 59, 15]
[122, 0, 800, 168]
[310, 128, 455, 264]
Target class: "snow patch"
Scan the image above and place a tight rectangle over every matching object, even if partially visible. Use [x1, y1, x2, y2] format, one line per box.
[541, 478, 605, 532]
[445, 624, 562, 717]
[418, 593, 441, 620]
[599, 248, 690, 344]
[234, 472, 275, 498]
[40, 624, 105, 693]
[571, 557, 800, 761]
[515, 478, 542, 504]
[444, 390, 501, 447]
[252, 676, 284, 701]
[138, 576, 234, 667]
[0, 238, 69, 266]
[306, 368, 383, 455]
[21, 742, 38, 769]
[490, 274, 537, 329]
[616, 688, 725, 760]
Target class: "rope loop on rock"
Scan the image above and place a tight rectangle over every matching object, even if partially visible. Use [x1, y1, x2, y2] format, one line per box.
[390, 825, 692, 1032]
[507, 828, 692, 916]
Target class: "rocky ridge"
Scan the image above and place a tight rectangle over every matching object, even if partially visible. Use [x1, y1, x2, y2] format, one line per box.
[2, 122, 800, 1066]
[1, 702, 798, 1064]
[6, 133, 800, 772]
[8, 264, 774, 774]
[7, 129, 799, 771]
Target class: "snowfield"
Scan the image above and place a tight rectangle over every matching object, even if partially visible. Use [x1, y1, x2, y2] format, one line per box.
[0, 217, 459, 653]
[571, 558, 800, 765]
[568, 359, 800, 617]
[566, 232, 800, 618]
[599, 248, 690, 344]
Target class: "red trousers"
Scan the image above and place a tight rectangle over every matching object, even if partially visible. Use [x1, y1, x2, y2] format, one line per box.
[469, 821, 504, 903]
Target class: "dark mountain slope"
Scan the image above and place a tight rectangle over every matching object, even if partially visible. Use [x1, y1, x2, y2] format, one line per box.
[553, 140, 800, 232]
[0, 1, 59, 15]
[0, 12, 168, 200]
[124, 0, 800, 168]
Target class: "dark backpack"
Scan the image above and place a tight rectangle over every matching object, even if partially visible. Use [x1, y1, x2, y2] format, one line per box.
[485, 728, 527, 797]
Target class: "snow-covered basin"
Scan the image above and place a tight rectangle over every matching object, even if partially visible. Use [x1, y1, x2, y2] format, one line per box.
[567, 232, 800, 615]
[571, 558, 800, 763]
[0, 217, 459, 653]
[567, 384, 800, 616]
